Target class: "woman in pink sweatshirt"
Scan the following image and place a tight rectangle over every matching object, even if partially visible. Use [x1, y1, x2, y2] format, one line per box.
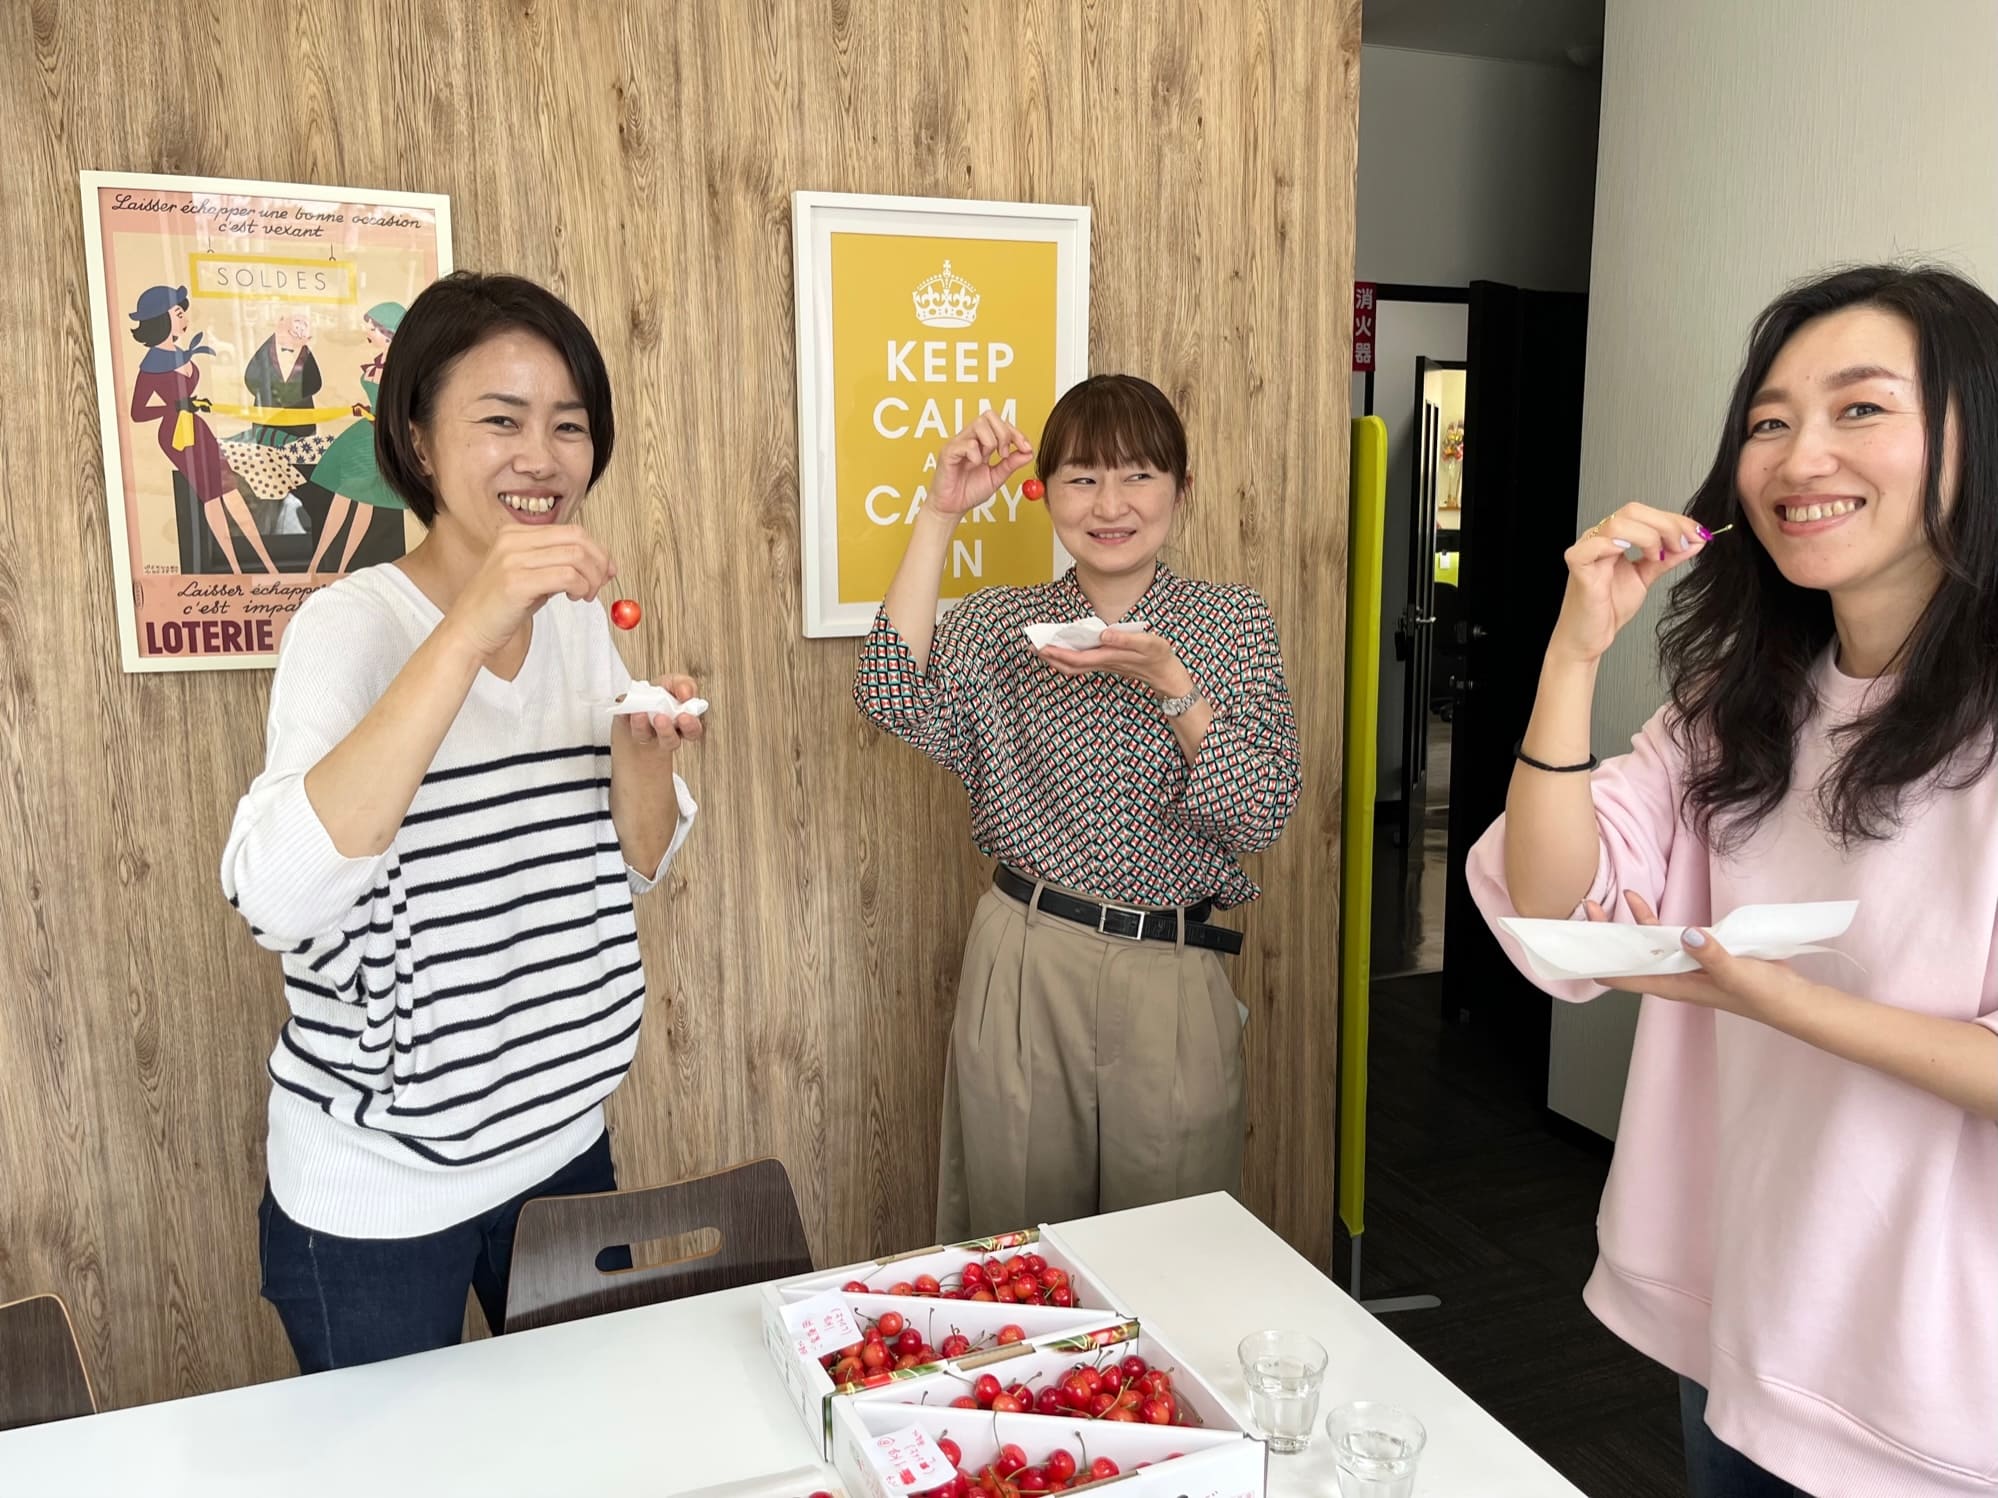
[1469, 263, 1998, 1497]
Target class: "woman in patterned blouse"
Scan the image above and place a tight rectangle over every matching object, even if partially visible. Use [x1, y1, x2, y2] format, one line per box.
[854, 374, 1302, 1239]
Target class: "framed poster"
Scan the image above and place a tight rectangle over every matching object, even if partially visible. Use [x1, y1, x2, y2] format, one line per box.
[80, 170, 452, 673]
[792, 191, 1090, 638]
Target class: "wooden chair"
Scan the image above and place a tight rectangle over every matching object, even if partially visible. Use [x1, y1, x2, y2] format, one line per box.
[0, 1294, 97, 1432]
[505, 1156, 814, 1334]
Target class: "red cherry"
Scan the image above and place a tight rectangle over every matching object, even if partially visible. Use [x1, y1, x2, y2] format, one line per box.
[1046, 1450, 1078, 1483]
[950, 1395, 978, 1409]
[1022, 478, 1045, 501]
[1089, 1458, 1120, 1480]
[1142, 1396, 1174, 1424]
[941, 1333, 971, 1358]
[861, 1342, 889, 1369]
[991, 1392, 1023, 1413]
[841, 1279, 868, 1293]
[1015, 1471, 1049, 1493]
[894, 1328, 923, 1356]
[996, 1445, 1029, 1478]
[876, 1311, 906, 1338]
[915, 1273, 942, 1295]
[974, 1373, 1003, 1406]
[961, 1261, 986, 1283]
[996, 1323, 1026, 1345]
[938, 1437, 963, 1466]
[1049, 1284, 1074, 1307]
[609, 598, 641, 630]
[1121, 1355, 1148, 1380]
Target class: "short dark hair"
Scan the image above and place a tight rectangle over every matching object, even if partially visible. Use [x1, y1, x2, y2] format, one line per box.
[1034, 374, 1189, 488]
[375, 272, 616, 524]
[130, 297, 187, 349]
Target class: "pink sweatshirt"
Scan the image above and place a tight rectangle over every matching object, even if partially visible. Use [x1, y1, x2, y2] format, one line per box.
[1468, 654, 1998, 1496]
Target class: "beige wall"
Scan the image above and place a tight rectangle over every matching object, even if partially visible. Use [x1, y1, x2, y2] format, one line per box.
[0, 0, 1361, 1409]
[1553, 0, 1998, 1135]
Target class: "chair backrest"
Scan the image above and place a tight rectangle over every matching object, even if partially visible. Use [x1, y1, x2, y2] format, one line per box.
[0, 1294, 96, 1432]
[505, 1156, 814, 1334]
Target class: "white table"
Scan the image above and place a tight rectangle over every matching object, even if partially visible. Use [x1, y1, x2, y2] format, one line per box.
[0, 1193, 1587, 1497]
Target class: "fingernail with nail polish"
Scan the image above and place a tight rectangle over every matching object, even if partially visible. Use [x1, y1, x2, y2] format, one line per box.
[1681, 928, 1707, 948]
[1697, 524, 1713, 541]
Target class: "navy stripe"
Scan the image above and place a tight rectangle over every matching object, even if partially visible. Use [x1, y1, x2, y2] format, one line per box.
[278, 1025, 390, 1087]
[399, 810, 604, 866]
[406, 874, 627, 938]
[409, 905, 634, 976]
[391, 1094, 608, 1167]
[405, 841, 622, 902]
[389, 1060, 632, 1140]
[394, 985, 643, 1091]
[408, 930, 639, 1011]
[402, 775, 610, 829]
[387, 1006, 643, 1115]
[421, 744, 604, 787]
[288, 1012, 362, 1040]
[398, 957, 645, 1052]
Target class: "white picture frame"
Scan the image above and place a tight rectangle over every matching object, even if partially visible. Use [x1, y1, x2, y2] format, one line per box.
[791, 190, 1090, 638]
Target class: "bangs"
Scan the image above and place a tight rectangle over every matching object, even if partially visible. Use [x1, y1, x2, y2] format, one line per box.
[1036, 375, 1188, 483]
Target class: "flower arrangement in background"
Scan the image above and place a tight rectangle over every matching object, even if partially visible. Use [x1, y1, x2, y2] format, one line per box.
[1441, 420, 1465, 508]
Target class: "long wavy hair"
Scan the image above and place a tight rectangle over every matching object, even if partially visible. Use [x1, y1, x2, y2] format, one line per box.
[1661, 263, 1998, 851]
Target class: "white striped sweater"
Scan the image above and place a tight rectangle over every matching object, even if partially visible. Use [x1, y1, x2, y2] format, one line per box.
[222, 565, 694, 1238]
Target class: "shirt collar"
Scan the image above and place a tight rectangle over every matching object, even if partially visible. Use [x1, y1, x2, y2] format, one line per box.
[1056, 561, 1175, 623]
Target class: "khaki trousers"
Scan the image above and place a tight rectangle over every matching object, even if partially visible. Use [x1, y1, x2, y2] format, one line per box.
[935, 878, 1247, 1241]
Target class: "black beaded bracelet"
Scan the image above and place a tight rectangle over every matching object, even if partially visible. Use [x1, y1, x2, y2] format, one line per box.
[1514, 740, 1599, 774]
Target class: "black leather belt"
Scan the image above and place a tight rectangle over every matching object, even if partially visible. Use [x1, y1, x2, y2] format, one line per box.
[994, 866, 1244, 955]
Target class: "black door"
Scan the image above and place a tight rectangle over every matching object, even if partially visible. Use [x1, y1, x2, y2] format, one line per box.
[1396, 368, 1443, 844]
[1440, 282, 1590, 1092]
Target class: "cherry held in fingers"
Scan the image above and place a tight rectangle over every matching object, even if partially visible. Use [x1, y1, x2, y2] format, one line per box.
[610, 599, 641, 630]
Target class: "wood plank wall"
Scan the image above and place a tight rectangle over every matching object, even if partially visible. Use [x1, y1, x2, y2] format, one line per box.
[0, 0, 1360, 1408]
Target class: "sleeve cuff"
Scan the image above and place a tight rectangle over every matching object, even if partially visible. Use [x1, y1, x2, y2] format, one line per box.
[235, 775, 390, 940]
[627, 773, 698, 894]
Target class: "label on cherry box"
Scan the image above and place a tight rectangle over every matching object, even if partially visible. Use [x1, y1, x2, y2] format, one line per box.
[783, 1289, 862, 1362]
[865, 1428, 952, 1492]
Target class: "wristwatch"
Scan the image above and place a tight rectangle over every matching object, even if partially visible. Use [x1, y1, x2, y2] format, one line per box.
[1158, 685, 1206, 718]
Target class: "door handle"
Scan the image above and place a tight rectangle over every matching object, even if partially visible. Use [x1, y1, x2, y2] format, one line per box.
[1469, 625, 1488, 641]
[1413, 614, 1436, 626]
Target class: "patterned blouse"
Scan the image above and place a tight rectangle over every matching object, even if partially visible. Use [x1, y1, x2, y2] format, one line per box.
[854, 563, 1301, 909]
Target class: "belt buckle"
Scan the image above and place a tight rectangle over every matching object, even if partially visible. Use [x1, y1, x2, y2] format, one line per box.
[1097, 903, 1148, 941]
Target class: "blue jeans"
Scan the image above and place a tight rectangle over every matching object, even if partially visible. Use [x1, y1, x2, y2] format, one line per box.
[258, 1130, 621, 1373]
[1682, 1379, 1808, 1498]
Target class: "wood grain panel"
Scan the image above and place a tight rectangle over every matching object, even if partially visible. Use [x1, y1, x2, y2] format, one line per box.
[0, 0, 1359, 1408]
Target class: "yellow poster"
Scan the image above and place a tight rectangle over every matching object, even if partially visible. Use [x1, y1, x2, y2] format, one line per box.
[830, 234, 1059, 604]
[794, 194, 1090, 637]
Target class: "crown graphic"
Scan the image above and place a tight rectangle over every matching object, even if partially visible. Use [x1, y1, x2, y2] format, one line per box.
[912, 260, 980, 328]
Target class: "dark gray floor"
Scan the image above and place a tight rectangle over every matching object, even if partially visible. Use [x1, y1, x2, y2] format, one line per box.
[1334, 973, 1687, 1498]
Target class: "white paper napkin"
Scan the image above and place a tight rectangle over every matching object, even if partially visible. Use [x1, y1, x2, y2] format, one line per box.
[1498, 900, 1858, 983]
[1023, 616, 1146, 651]
[604, 680, 709, 718]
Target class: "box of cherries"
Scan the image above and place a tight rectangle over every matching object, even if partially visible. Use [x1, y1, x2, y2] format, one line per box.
[760, 1228, 1136, 1455]
[830, 1378, 1264, 1498]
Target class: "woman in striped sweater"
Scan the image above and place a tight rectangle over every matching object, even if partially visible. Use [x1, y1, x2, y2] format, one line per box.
[222, 272, 702, 1373]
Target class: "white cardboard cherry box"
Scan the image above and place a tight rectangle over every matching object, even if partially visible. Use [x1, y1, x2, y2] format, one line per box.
[760, 1227, 1136, 1456]
[830, 1399, 1266, 1498]
[844, 1323, 1240, 1435]
[779, 1226, 1131, 1319]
